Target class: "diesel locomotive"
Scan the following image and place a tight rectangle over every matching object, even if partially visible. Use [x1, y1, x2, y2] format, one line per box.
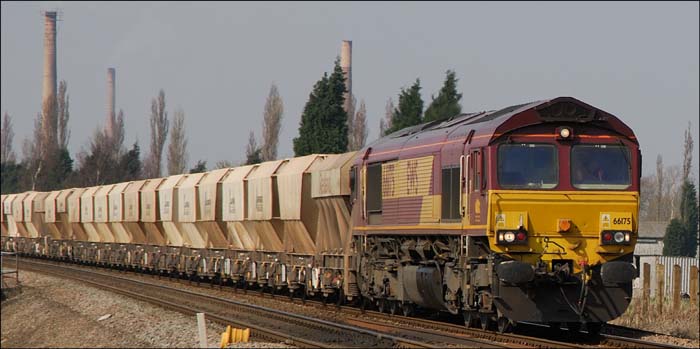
[1, 96, 639, 333]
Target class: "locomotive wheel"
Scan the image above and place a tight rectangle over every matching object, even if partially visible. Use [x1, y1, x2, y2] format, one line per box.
[586, 322, 602, 336]
[567, 322, 581, 333]
[497, 316, 513, 333]
[463, 311, 478, 328]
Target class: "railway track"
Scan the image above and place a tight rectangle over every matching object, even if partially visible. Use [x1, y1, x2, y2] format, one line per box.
[11, 257, 689, 349]
[12, 258, 516, 348]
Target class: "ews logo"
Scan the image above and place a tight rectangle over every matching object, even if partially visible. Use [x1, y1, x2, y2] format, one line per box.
[406, 160, 418, 195]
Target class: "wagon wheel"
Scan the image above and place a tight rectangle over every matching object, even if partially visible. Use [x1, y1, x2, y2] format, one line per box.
[463, 311, 478, 328]
[402, 303, 414, 317]
[480, 313, 493, 331]
[301, 286, 307, 305]
[360, 296, 368, 313]
[336, 288, 344, 309]
[497, 316, 513, 333]
[288, 288, 295, 300]
[377, 299, 386, 313]
[389, 301, 398, 316]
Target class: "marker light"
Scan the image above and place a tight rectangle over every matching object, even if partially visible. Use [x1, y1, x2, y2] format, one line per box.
[516, 232, 527, 241]
[560, 128, 571, 138]
[602, 232, 613, 242]
[559, 219, 571, 232]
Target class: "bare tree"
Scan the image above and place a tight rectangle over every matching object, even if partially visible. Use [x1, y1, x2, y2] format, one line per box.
[167, 108, 188, 175]
[261, 84, 284, 161]
[346, 94, 357, 149]
[41, 90, 58, 163]
[146, 89, 169, 178]
[349, 100, 368, 151]
[656, 155, 664, 221]
[22, 113, 45, 190]
[245, 131, 262, 165]
[380, 98, 394, 137]
[682, 121, 694, 182]
[57, 80, 70, 150]
[113, 109, 125, 153]
[1, 112, 16, 163]
[215, 160, 235, 169]
[639, 175, 654, 220]
[643, 162, 683, 222]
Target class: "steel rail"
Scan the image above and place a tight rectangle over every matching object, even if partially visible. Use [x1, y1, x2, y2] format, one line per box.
[13, 258, 444, 348]
[14, 257, 689, 349]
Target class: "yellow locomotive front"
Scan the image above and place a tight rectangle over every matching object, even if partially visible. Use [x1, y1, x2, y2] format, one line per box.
[484, 109, 640, 331]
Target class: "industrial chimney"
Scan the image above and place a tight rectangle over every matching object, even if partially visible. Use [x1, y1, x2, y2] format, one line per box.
[341, 40, 352, 114]
[41, 10, 58, 153]
[106, 68, 116, 139]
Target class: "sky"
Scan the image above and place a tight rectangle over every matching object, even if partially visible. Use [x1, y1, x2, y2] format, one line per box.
[1, 1, 698, 177]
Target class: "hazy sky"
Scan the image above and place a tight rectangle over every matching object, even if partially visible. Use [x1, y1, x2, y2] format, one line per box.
[1, 1, 698, 177]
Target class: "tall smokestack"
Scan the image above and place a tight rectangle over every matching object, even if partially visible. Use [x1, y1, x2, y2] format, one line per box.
[41, 10, 58, 153]
[106, 68, 116, 139]
[341, 40, 352, 114]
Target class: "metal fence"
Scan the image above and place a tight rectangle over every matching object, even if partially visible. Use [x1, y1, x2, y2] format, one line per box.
[634, 255, 700, 296]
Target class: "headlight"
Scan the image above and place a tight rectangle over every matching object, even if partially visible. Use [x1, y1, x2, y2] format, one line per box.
[614, 232, 625, 243]
[504, 232, 516, 243]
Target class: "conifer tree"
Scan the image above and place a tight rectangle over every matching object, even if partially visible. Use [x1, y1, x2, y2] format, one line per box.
[424, 70, 462, 122]
[293, 58, 348, 156]
[679, 181, 698, 256]
[663, 219, 684, 256]
[386, 79, 423, 134]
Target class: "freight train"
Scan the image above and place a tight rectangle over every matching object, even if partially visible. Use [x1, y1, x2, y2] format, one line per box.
[1, 96, 639, 334]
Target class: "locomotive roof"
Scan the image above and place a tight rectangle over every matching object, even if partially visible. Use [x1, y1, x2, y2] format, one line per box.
[363, 96, 637, 161]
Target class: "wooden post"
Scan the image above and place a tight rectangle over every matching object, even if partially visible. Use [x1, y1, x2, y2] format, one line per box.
[656, 263, 664, 315]
[690, 265, 699, 308]
[642, 263, 650, 315]
[196, 312, 207, 349]
[672, 265, 682, 312]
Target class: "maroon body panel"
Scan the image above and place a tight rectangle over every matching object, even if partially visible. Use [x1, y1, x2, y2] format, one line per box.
[352, 96, 640, 234]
